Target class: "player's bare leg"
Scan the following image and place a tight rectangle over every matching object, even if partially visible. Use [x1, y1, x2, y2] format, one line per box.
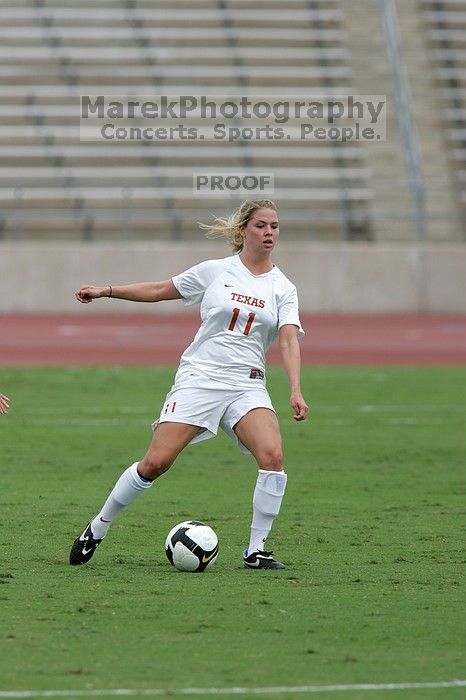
[233, 408, 287, 569]
[234, 408, 283, 472]
[138, 422, 201, 479]
[70, 422, 200, 565]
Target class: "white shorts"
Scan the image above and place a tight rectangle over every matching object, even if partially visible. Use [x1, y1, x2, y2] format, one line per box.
[152, 380, 275, 455]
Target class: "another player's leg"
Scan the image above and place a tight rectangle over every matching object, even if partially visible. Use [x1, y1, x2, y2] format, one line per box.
[233, 408, 287, 569]
[69, 423, 200, 565]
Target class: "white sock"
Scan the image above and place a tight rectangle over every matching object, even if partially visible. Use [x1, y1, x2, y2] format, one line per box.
[247, 469, 287, 555]
[90, 462, 153, 539]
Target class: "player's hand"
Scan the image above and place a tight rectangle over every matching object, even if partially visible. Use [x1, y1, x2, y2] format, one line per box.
[75, 285, 107, 304]
[0, 394, 10, 415]
[290, 391, 308, 421]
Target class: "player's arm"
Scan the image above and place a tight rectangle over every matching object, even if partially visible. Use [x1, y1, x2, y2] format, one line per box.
[75, 280, 183, 304]
[278, 324, 308, 421]
[0, 393, 10, 415]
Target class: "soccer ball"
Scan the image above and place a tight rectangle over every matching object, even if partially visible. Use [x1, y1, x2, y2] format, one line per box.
[165, 520, 219, 572]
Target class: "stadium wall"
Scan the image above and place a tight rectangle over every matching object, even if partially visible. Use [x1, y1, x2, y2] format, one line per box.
[0, 242, 465, 314]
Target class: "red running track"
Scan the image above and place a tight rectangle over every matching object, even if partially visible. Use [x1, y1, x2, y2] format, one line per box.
[0, 313, 465, 366]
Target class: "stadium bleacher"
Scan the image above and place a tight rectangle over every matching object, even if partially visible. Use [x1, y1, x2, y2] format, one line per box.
[0, 0, 374, 242]
[0, 0, 464, 242]
[421, 0, 466, 212]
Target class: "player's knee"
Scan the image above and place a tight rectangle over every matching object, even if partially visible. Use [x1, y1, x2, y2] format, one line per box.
[257, 446, 283, 471]
[139, 452, 173, 480]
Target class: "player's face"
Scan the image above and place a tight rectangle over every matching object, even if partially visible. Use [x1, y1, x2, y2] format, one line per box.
[240, 208, 279, 254]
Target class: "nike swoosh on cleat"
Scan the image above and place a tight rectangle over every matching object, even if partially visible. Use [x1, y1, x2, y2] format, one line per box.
[81, 546, 94, 556]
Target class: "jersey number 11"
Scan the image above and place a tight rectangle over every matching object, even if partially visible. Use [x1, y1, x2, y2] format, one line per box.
[228, 308, 256, 336]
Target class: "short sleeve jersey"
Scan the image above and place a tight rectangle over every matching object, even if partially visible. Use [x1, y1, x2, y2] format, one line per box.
[172, 254, 304, 388]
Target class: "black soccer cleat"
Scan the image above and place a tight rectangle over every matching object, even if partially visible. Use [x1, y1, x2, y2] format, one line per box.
[69, 522, 103, 565]
[243, 549, 286, 570]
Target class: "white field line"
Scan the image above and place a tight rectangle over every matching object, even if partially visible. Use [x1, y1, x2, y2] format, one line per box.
[0, 680, 465, 697]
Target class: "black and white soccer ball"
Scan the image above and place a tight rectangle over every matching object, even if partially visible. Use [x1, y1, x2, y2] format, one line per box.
[165, 520, 219, 572]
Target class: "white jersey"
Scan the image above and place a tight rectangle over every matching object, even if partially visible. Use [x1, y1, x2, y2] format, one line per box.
[172, 254, 303, 388]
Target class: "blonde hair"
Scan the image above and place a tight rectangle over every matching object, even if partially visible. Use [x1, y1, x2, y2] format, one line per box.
[199, 199, 278, 252]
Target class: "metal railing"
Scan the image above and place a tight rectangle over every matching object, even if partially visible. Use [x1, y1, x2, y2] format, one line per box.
[375, 0, 429, 309]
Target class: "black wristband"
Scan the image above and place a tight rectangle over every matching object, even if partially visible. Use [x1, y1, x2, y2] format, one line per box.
[108, 286, 112, 298]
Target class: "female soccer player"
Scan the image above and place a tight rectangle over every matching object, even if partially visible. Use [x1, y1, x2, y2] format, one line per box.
[0, 394, 10, 415]
[70, 199, 308, 569]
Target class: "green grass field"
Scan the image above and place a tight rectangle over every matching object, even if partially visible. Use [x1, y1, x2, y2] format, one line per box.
[0, 366, 465, 700]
